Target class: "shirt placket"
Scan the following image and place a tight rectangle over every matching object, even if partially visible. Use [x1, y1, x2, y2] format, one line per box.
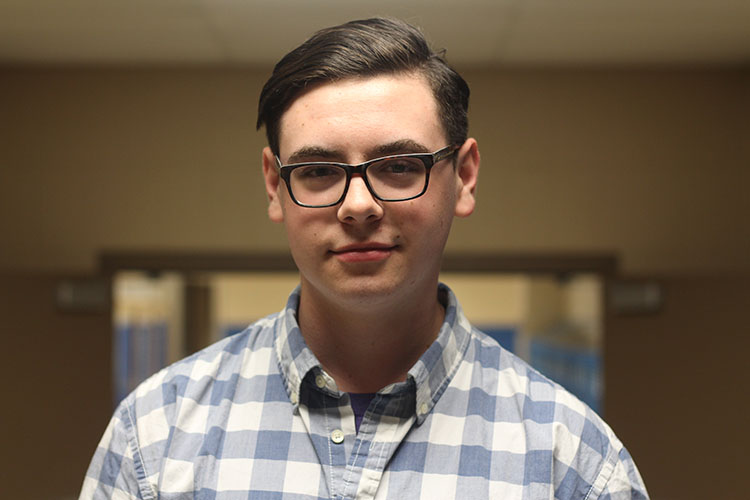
[341, 393, 416, 500]
[303, 381, 416, 500]
[299, 373, 355, 499]
[350, 399, 415, 500]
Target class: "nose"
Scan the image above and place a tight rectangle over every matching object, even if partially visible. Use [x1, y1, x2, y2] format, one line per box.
[337, 175, 384, 223]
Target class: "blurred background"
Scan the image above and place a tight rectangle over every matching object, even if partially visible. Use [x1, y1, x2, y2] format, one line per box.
[1, 1, 748, 498]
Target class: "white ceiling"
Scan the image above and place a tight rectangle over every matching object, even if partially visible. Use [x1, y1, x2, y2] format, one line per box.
[1, 0, 749, 68]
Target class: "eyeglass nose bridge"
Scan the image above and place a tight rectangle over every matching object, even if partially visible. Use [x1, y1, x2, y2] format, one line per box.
[336, 163, 382, 204]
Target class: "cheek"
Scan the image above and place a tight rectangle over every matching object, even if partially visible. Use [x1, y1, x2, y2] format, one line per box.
[426, 181, 458, 225]
[394, 201, 454, 245]
[282, 205, 329, 248]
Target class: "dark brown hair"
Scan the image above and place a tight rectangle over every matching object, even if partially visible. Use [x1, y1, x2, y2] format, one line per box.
[256, 18, 470, 155]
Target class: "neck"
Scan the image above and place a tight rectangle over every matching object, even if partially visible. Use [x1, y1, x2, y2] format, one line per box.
[297, 281, 444, 393]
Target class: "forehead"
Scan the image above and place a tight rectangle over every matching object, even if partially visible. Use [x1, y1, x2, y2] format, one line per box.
[277, 73, 446, 158]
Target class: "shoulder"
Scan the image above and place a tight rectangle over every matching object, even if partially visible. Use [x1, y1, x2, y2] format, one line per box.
[458, 327, 647, 497]
[81, 313, 284, 498]
[123, 312, 281, 442]
[462, 326, 606, 438]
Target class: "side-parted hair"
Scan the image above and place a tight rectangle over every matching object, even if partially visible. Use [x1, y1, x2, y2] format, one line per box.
[256, 17, 470, 155]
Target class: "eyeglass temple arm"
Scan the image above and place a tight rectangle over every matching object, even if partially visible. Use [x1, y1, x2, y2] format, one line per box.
[433, 145, 459, 164]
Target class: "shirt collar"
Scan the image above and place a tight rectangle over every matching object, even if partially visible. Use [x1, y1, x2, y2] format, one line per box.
[274, 283, 472, 423]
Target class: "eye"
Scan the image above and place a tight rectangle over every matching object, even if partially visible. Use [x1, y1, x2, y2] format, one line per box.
[295, 165, 343, 179]
[373, 158, 423, 175]
[387, 162, 414, 174]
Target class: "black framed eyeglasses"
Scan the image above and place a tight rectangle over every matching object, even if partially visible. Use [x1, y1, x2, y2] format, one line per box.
[275, 145, 459, 208]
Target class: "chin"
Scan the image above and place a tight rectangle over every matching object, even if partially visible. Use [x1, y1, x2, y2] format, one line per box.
[315, 275, 405, 306]
[337, 278, 400, 298]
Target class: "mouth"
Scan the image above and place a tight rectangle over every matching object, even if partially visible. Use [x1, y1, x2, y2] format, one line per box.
[330, 242, 397, 263]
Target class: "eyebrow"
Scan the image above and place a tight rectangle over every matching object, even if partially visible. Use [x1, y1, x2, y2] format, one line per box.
[286, 146, 344, 164]
[371, 139, 431, 157]
[285, 139, 431, 165]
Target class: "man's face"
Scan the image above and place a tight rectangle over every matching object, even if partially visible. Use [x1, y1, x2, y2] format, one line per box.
[262, 73, 478, 308]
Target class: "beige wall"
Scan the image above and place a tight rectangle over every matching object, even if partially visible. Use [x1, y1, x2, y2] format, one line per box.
[1, 68, 748, 275]
[464, 69, 749, 275]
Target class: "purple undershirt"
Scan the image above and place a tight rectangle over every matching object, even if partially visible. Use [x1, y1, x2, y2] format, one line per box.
[348, 392, 377, 433]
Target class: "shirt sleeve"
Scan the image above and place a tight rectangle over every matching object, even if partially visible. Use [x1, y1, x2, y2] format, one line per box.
[79, 398, 153, 500]
[592, 446, 649, 500]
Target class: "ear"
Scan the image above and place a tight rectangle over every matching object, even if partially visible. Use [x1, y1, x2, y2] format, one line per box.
[454, 138, 480, 218]
[262, 147, 285, 223]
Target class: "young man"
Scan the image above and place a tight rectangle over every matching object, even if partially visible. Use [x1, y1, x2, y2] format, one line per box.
[81, 18, 648, 499]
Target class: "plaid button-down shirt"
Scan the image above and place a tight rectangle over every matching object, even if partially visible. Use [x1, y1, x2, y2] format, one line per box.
[80, 285, 648, 499]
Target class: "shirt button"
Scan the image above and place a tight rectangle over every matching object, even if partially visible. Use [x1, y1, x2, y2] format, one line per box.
[330, 429, 345, 444]
[419, 403, 429, 416]
[289, 392, 298, 405]
[315, 375, 326, 388]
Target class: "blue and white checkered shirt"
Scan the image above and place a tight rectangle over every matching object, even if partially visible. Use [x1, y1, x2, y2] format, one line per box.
[80, 285, 648, 499]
